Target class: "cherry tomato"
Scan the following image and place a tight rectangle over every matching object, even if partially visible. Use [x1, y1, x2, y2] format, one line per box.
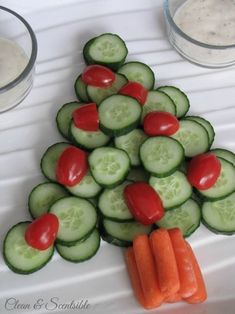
[56, 146, 88, 187]
[143, 111, 179, 136]
[82, 65, 115, 87]
[124, 182, 164, 225]
[187, 153, 221, 190]
[119, 82, 148, 105]
[73, 103, 99, 131]
[25, 213, 59, 250]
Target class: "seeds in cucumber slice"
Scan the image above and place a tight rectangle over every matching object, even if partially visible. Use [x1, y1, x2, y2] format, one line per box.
[211, 148, 235, 167]
[141, 91, 176, 122]
[156, 199, 201, 237]
[99, 95, 142, 137]
[3, 222, 54, 274]
[49, 196, 97, 246]
[140, 136, 184, 177]
[114, 129, 147, 166]
[149, 171, 192, 209]
[56, 228, 100, 262]
[98, 181, 133, 221]
[127, 167, 150, 182]
[118, 61, 155, 89]
[89, 147, 130, 188]
[197, 158, 235, 200]
[171, 119, 210, 158]
[74, 75, 90, 102]
[202, 192, 235, 235]
[28, 182, 69, 219]
[157, 86, 189, 118]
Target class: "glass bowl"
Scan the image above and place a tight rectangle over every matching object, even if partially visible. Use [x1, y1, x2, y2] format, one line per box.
[163, 0, 235, 68]
[0, 6, 37, 113]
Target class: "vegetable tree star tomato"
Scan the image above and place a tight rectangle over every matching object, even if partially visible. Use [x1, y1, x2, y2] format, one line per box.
[73, 103, 99, 131]
[82, 65, 115, 87]
[119, 82, 148, 105]
[143, 111, 179, 136]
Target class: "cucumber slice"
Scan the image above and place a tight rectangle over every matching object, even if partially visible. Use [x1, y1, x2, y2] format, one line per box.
[3, 222, 54, 274]
[140, 136, 184, 177]
[87, 73, 127, 105]
[202, 192, 235, 235]
[197, 158, 235, 200]
[118, 61, 155, 89]
[83, 38, 96, 65]
[56, 228, 100, 262]
[171, 119, 210, 158]
[149, 171, 192, 209]
[98, 181, 133, 221]
[114, 129, 147, 166]
[101, 233, 131, 247]
[40, 142, 70, 182]
[99, 95, 142, 137]
[156, 199, 201, 237]
[74, 75, 89, 102]
[49, 197, 97, 246]
[89, 147, 130, 188]
[157, 86, 189, 118]
[28, 182, 69, 219]
[141, 91, 176, 122]
[127, 167, 150, 182]
[211, 148, 235, 167]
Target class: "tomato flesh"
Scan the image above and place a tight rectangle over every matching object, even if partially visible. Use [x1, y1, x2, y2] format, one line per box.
[25, 213, 59, 250]
[124, 182, 164, 225]
[143, 111, 179, 136]
[119, 82, 148, 105]
[56, 146, 88, 187]
[82, 65, 115, 87]
[187, 153, 221, 190]
[73, 103, 99, 131]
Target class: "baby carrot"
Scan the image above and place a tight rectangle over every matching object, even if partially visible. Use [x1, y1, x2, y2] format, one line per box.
[165, 292, 182, 303]
[150, 228, 180, 296]
[168, 228, 197, 298]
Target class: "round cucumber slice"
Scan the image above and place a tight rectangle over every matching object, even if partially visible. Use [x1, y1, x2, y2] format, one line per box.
[211, 148, 235, 167]
[74, 75, 90, 102]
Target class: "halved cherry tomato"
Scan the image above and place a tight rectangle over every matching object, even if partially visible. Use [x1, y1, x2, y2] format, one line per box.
[56, 146, 88, 187]
[73, 103, 99, 131]
[143, 111, 179, 136]
[119, 82, 148, 105]
[25, 213, 59, 250]
[187, 153, 221, 190]
[124, 182, 164, 225]
[82, 65, 115, 87]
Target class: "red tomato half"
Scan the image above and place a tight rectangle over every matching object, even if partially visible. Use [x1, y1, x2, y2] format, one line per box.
[119, 82, 148, 105]
[56, 146, 88, 187]
[187, 153, 221, 190]
[82, 65, 115, 87]
[73, 103, 99, 131]
[124, 182, 164, 225]
[143, 111, 179, 136]
[25, 213, 59, 250]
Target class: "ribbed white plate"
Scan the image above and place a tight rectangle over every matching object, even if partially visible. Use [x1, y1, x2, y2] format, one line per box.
[1, 1, 235, 313]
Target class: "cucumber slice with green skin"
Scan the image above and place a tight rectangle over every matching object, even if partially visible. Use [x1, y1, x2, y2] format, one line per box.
[118, 61, 155, 89]
[49, 197, 97, 246]
[74, 75, 90, 102]
[98, 181, 133, 222]
[87, 73, 128, 106]
[140, 136, 184, 177]
[3, 222, 54, 274]
[70, 121, 111, 150]
[85, 33, 128, 70]
[171, 119, 210, 158]
[127, 167, 150, 182]
[114, 129, 147, 166]
[149, 171, 192, 209]
[99, 95, 142, 137]
[101, 233, 131, 247]
[56, 228, 100, 262]
[56, 102, 82, 139]
[156, 199, 201, 237]
[211, 148, 235, 167]
[202, 192, 235, 235]
[66, 171, 102, 198]
[197, 158, 235, 201]
[40, 142, 70, 182]
[141, 91, 176, 123]
[157, 86, 190, 118]
[89, 147, 130, 188]
[28, 182, 69, 219]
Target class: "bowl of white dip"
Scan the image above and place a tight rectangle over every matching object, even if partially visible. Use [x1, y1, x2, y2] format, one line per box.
[0, 6, 37, 112]
[163, 0, 235, 68]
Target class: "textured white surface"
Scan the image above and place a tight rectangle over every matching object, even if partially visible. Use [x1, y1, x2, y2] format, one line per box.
[0, 0, 235, 313]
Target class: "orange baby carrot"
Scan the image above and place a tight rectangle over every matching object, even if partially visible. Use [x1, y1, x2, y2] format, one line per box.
[184, 242, 207, 304]
[165, 292, 182, 303]
[150, 228, 180, 296]
[168, 228, 198, 298]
